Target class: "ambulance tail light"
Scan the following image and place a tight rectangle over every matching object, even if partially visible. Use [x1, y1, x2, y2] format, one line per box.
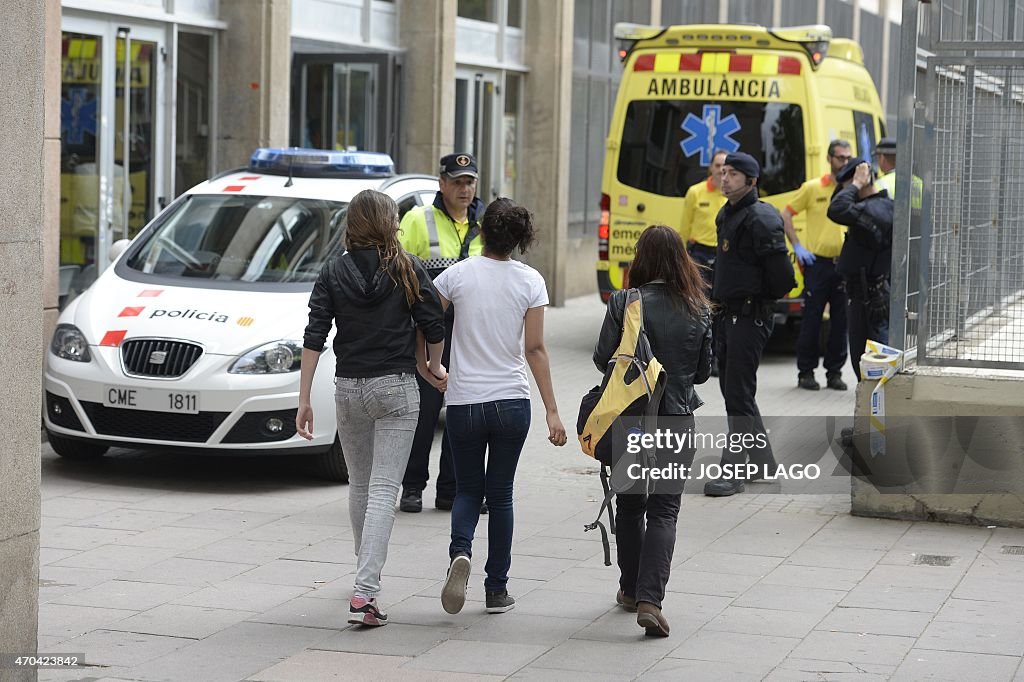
[598, 194, 610, 261]
[614, 22, 665, 62]
[769, 25, 832, 69]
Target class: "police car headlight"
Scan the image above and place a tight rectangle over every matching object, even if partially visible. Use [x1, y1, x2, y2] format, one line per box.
[229, 340, 302, 374]
[50, 324, 91, 362]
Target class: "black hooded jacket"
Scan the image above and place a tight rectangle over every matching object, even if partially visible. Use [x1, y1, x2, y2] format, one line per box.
[303, 248, 445, 377]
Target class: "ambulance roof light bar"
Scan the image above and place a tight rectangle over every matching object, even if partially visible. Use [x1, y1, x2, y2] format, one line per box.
[248, 148, 396, 179]
[614, 22, 666, 61]
[768, 25, 832, 67]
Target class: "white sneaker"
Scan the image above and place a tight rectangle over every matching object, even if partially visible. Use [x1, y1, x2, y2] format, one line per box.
[441, 554, 471, 614]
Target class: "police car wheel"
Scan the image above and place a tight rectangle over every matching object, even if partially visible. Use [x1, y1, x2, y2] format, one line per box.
[47, 432, 109, 460]
[316, 434, 349, 483]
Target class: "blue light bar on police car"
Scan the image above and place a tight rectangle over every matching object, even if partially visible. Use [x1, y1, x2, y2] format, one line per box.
[249, 148, 395, 178]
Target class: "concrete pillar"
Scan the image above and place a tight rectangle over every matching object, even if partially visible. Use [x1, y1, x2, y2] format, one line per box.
[216, 0, 291, 170]
[398, 0, 457, 174]
[0, 0, 50, 670]
[520, 0, 573, 305]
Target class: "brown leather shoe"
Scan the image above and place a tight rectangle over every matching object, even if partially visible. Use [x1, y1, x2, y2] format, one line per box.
[616, 589, 637, 612]
[636, 601, 670, 637]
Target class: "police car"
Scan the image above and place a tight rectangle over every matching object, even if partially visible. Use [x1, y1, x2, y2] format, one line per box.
[44, 148, 438, 481]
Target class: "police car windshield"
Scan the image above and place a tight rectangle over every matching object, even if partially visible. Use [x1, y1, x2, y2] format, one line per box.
[617, 100, 806, 197]
[124, 194, 347, 284]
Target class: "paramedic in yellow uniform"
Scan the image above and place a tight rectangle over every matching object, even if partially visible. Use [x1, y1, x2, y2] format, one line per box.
[782, 140, 851, 392]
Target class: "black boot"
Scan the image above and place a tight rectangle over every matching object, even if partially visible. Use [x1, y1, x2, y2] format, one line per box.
[798, 371, 820, 391]
[826, 372, 848, 391]
[703, 477, 745, 497]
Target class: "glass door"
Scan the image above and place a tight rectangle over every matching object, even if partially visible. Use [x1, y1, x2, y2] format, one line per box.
[291, 53, 397, 157]
[455, 69, 502, 202]
[60, 15, 166, 306]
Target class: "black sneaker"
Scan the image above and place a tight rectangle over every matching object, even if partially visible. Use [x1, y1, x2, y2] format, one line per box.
[441, 553, 471, 614]
[400, 489, 422, 513]
[703, 477, 745, 497]
[480, 500, 489, 515]
[485, 590, 515, 614]
[798, 371, 820, 390]
[826, 372, 848, 391]
[435, 496, 454, 511]
[348, 595, 388, 626]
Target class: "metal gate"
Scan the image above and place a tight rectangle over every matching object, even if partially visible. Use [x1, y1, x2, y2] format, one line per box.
[893, 0, 1024, 370]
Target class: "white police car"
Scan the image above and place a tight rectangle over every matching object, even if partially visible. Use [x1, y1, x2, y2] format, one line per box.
[44, 148, 439, 481]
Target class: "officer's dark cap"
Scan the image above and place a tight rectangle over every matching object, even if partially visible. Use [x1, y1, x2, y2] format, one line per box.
[724, 152, 760, 179]
[439, 153, 478, 179]
[836, 158, 863, 184]
[873, 137, 897, 155]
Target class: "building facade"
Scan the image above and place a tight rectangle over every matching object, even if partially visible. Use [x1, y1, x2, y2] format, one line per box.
[52, 0, 905, 325]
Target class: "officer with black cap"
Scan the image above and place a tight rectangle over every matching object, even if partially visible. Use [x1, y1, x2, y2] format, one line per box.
[398, 152, 485, 513]
[828, 159, 894, 381]
[704, 152, 797, 497]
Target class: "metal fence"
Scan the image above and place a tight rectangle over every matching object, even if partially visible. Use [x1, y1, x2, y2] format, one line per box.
[893, 0, 1024, 370]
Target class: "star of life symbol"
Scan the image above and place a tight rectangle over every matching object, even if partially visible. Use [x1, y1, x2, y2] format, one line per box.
[61, 87, 99, 146]
[680, 104, 741, 166]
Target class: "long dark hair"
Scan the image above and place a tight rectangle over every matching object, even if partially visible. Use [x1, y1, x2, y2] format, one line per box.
[345, 189, 421, 306]
[481, 197, 536, 257]
[629, 225, 710, 315]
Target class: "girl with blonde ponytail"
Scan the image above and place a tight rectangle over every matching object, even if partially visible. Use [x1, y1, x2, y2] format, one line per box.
[298, 189, 447, 627]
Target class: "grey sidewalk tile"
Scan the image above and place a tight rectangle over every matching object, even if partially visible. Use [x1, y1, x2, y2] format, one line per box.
[128, 493, 241, 514]
[42, 525, 136, 551]
[962, 555, 1024, 582]
[935, 598, 1024, 627]
[767, 658, 896, 681]
[761, 564, 867, 592]
[660, 591, 733, 622]
[233, 559, 353, 588]
[530, 639, 667, 677]
[510, 666, 630, 681]
[126, 622, 336, 682]
[891, 649, 1021, 682]
[306, 573, 432, 603]
[64, 487, 172, 504]
[52, 544, 179, 572]
[664, 569, 762, 598]
[403, 640, 548, 676]
[543, 567, 618, 595]
[378, 546, 452, 580]
[705, 512, 830, 557]
[172, 579, 311, 612]
[105, 604, 256, 639]
[284, 537, 356, 564]
[415, 577, 545, 601]
[917, 619, 1024, 656]
[676, 550, 783, 577]
[168, 508, 285, 531]
[785, 545, 886, 571]
[667, 630, 801, 676]
[861, 563, 969, 591]
[789, 630, 916, 666]
[39, 565, 122, 603]
[642, 658, 770, 681]
[56, 629, 193, 668]
[840, 584, 951, 613]
[38, 603, 136, 639]
[221, 496, 320, 515]
[573, 609, 706, 653]
[248, 649, 502, 682]
[115, 525, 234, 551]
[239, 520, 351, 546]
[734, 583, 846, 616]
[179, 538, 308, 565]
[248, 596, 354, 630]
[704, 606, 824, 639]
[512, 588, 616, 621]
[39, 547, 81, 566]
[506, 554, 578, 581]
[70, 508, 192, 532]
[52, 579, 198, 611]
[954, 575, 1024, 602]
[452, 612, 589, 647]
[386, 595, 488, 628]
[316, 623, 461, 657]
[42, 496, 126, 521]
[124, 557, 258, 587]
[815, 607, 933, 638]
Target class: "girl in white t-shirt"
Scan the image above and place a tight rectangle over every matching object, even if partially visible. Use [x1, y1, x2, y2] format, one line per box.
[432, 198, 567, 616]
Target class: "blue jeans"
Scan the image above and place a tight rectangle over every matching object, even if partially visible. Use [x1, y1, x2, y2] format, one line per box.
[446, 399, 531, 593]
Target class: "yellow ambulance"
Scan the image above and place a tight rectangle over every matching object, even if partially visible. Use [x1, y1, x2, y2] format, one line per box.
[596, 23, 886, 324]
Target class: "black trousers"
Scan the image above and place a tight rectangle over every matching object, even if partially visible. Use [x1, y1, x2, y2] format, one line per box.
[796, 257, 848, 374]
[614, 415, 694, 609]
[688, 243, 717, 367]
[715, 313, 776, 469]
[846, 294, 890, 382]
[402, 309, 456, 498]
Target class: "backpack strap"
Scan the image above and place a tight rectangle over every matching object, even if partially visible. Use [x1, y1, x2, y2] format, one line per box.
[583, 465, 616, 566]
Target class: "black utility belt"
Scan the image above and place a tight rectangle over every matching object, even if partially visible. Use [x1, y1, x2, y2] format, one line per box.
[717, 297, 773, 318]
[687, 243, 717, 254]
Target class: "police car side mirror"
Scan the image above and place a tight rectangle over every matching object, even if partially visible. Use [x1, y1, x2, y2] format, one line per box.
[109, 239, 131, 265]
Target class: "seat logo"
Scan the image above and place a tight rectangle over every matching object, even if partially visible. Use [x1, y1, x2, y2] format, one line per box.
[149, 351, 168, 365]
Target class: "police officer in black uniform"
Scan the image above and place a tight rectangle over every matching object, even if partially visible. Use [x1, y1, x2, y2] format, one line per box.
[704, 152, 797, 497]
[827, 159, 894, 381]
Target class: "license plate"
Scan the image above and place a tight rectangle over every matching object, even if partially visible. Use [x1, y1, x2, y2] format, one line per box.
[103, 386, 199, 414]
